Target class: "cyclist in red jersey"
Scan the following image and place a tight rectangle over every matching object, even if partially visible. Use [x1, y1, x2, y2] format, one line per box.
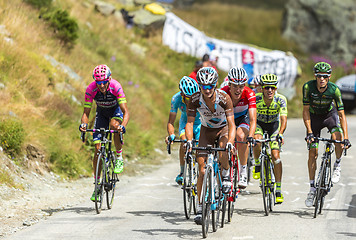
[221, 67, 257, 188]
[188, 60, 203, 82]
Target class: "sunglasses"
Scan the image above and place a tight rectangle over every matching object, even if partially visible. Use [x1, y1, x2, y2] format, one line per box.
[263, 86, 277, 90]
[96, 80, 109, 85]
[316, 74, 330, 79]
[200, 84, 215, 90]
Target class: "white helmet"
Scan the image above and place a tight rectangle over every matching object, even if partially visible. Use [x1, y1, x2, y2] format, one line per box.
[228, 67, 248, 85]
[196, 67, 218, 85]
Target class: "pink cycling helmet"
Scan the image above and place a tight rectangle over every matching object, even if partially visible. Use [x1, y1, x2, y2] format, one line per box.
[92, 64, 111, 81]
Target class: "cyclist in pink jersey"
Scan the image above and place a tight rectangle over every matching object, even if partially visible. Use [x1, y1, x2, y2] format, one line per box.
[79, 64, 129, 201]
[221, 67, 257, 188]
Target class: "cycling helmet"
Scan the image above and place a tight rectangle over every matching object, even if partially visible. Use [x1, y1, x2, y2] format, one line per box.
[313, 62, 332, 74]
[228, 67, 248, 85]
[253, 75, 262, 86]
[179, 76, 199, 97]
[261, 73, 278, 86]
[92, 64, 111, 81]
[196, 67, 218, 85]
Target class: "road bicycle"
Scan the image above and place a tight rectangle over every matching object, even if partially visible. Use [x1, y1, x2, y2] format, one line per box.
[167, 139, 198, 219]
[254, 133, 280, 216]
[81, 128, 123, 214]
[192, 144, 231, 238]
[311, 137, 347, 218]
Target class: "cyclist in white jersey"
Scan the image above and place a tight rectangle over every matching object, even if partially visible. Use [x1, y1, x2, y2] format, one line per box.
[186, 67, 236, 225]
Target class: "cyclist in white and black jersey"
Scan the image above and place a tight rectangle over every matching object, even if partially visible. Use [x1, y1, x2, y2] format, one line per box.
[185, 67, 236, 225]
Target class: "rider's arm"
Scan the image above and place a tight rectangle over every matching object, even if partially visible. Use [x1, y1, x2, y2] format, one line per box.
[81, 107, 91, 125]
[337, 110, 349, 140]
[119, 102, 130, 128]
[302, 105, 313, 134]
[186, 95, 197, 142]
[279, 115, 287, 135]
[248, 107, 257, 138]
[167, 112, 177, 136]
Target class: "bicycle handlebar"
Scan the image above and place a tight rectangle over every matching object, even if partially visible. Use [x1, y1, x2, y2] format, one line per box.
[315, 137, 348, 156]
[167, 139, 197, 154]
[80, 128, 124, 144]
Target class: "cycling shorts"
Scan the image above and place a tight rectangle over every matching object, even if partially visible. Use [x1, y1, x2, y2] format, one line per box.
[197, 125, 228, 157]
[309, 108, 342, 148]
[255, 121, 280, 150]
[235, 114, 250, 131]
[179, 120, 201, 140]
[93, 106, 123, 143]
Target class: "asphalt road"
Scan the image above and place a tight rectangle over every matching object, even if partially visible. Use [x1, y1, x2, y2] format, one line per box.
[5, 118, 356, 240]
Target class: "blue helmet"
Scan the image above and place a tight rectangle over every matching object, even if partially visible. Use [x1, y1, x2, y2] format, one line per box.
[179, 76, 199, 97]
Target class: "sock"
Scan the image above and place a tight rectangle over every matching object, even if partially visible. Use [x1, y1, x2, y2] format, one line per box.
[116, 149, 123, 159]
[335, 158, 341, 167]
[222, 168, 230, 177]
[276, 182, 281, 192]
[240, 165, 247, 175]
[255, 158, 260, 165]
[180, 165, 184, 174]
[310, 180, 315, 192]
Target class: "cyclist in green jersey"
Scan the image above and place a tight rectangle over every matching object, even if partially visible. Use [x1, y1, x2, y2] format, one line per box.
[253, 74, 287, 204]
[303, 62, 351, 207]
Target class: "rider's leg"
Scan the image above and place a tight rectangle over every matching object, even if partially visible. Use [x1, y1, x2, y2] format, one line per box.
[272, 148, 284, 203]
[252, 134, 262, 179]
[110, 118, 124, 173]
[175, 135, 186, 185]
[237, 127, 249, 187]
[308, 147, 318, 189]
[332, 131, 343, 183]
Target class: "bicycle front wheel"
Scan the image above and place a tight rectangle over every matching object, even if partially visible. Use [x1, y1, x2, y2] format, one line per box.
[202, 167, 212, 238]
[95, 153, 105, 214]
[106, 154, 118, 209]
[228, 163, 238, 222]
[260, 156, 268, 216]
[314, 158, 327, 218]
[183, 158, 193, 219]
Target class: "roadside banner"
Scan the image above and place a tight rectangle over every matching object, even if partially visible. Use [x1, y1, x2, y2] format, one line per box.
[162, 12, 299, 88]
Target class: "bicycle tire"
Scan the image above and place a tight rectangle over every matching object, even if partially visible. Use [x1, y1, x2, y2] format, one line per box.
[202, 167, 212, 238]
[220, 194, 227, 228]
[106, 153, 118, 209]
[247, 154, 252, 184]
[192, 160, 198, 215]
[213, 174, 222, 232]
[211, 176, 218, 232]
[95, 153, 104, 214]
[314, 158, 327, 218]
[267, 159, 274, 213]
[183, 158, 193, 219]
[260, 156, 268, 216]
[228, 163, 238, 222]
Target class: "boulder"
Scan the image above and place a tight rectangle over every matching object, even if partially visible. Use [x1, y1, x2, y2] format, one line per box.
[131, 8, 166, 30]
[282, 0, 356, 63]
[94, 1, 116, 16]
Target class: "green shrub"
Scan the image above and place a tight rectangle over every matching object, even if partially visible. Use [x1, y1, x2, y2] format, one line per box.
[24, 0, 52, 9]
[41, 8, 79, 46]
[0, 118, 25, 156]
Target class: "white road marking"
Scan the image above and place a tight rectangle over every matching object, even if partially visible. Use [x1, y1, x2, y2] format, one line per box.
[291, 197, 300, 203]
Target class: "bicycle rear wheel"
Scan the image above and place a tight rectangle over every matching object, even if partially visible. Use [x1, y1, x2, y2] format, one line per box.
[228, 162, 238, 222]
[260, 156, 268, 216]
[95, 153, 105, 214]
[267, 161, 274, 213]
[106, 154, 118, 209]
[220, 194, 227, 228]
[202, 168, 212, 238]
[183, 158, 193, 219]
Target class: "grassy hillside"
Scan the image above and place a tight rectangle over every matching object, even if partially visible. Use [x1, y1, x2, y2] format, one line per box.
[0, 0, 350, 186]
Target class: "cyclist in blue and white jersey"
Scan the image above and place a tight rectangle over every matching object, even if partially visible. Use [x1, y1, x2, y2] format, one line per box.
[165, 76, 201, 185]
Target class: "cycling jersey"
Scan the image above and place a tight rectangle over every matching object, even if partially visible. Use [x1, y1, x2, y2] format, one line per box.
[187, 89, 233, 128]
[302, 80, 344, 114]
[84, 79, 126, 109]
[255, 93, 287, 123]
[221, 85, 256, 119]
